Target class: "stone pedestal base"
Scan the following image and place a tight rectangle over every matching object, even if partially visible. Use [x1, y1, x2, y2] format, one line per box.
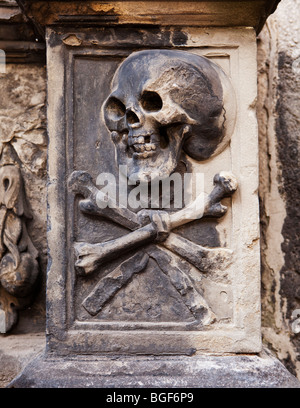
[8, 348, 300, 388]
[0, 333, 45, 388]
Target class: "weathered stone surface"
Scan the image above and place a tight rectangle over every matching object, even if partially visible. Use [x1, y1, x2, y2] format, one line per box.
[44, 25, 261, 356]
[257, 0, 300, 380]
[0, 63, 47, 333]
[8, 348, 300, 388]
[82, 252, 149, 315]
[2, 0, 300, 391]
[0, 1, 45, 62]
[0, 64, 47, 175]
[16, 0, 281, 33]
[0, 333, 45, 388]
[0, 1, 297, 387]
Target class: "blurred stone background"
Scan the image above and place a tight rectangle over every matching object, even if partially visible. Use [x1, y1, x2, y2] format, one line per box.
[257, 0, 300, 379]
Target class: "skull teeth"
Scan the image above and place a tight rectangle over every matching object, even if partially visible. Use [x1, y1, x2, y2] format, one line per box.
[128, 135, 158, 156]
[133, 151, 155, 159]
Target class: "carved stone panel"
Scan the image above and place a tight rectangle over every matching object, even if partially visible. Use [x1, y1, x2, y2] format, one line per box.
[46, 26, 261, 355]
[0, 62, 46, 333]
[0, 158, 39, 333]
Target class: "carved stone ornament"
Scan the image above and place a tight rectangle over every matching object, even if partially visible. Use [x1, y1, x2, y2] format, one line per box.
[10, 2, 300, 389]
[69, 50, 237, 329]
[103, 49, 236, 182]
[0, 150, 39, 333]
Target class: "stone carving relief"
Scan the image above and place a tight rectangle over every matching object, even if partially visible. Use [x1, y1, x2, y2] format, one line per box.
[0, 147, 39, 332]
[0, 64, 46, 333]
[103, 50, 236, 182]
[70, 50, 237, 328]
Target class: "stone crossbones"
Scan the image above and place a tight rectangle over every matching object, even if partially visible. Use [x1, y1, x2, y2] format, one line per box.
[69, 170, 237, 324]
[69, 49, 237, 326]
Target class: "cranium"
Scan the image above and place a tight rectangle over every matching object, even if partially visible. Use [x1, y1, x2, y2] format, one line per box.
[103, 50, 236, 183]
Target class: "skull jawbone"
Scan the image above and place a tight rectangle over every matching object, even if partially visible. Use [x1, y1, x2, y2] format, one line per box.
[118, 151, 180, 184]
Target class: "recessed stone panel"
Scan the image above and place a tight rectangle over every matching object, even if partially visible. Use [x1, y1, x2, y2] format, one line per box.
[46, 26, 261, 355]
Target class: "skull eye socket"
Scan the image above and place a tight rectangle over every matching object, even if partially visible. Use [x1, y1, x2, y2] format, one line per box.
[105, 97, 126, 121]
[140, 91, 163, 112]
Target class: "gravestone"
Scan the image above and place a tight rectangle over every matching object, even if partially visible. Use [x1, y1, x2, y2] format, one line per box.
[10, 0, 300, 387]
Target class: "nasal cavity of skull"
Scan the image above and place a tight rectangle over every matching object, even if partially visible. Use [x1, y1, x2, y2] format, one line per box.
[126, 109, 140, 125]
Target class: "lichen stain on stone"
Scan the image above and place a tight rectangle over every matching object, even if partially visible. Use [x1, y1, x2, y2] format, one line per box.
[171, 30, 188, 46]
[275, 52, 300, 314]
[273, 51, 300, 376]
[62, 35, 82, 47]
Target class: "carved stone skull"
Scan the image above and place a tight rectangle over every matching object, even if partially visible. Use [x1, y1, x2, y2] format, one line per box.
[103, 50, 236, 182]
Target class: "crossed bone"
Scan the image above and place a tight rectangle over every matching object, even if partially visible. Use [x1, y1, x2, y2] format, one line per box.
[69, 170, 237, 325]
